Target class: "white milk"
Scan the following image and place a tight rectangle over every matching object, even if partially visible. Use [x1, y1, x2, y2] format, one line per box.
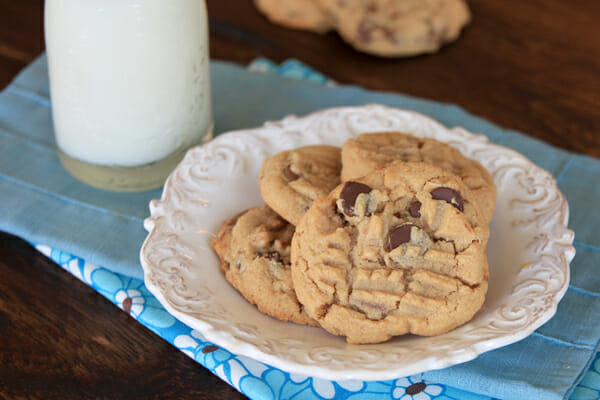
[45, 0, 212, 168]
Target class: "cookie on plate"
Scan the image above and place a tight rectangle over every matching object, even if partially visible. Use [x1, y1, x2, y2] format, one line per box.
[212, 205, 317, 326]
[319, 0, 471, 57]
[259, 145, 342, 226]
[342, 132, 496, 223]
[291, 162, 489, 344]
[254, 0, 334, 34]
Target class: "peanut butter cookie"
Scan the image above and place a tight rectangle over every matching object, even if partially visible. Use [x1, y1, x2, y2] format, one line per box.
[342, 132, 496, 223]
[212, 206, 317, 326]
[254, 0, 334, 34]
[319, 0, 471, 57]
[259, 145, 342, 226]
[291, 162, 489, 344]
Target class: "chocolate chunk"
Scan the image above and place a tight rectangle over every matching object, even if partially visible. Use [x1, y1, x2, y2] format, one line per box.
[409, 201, 422, 218]
[357, 21, 372, 44]
[122, 297, 132, 314]
[283, 165, 299, 181]
[366, 3, 378, 13]
[266, 251, 282, 262]
[387, 224, 413, 251]
[201, 345, 219, 354]
[340, 182, 372, 216]
[431, 187, 464, 212]
[405, 382, 426, 395]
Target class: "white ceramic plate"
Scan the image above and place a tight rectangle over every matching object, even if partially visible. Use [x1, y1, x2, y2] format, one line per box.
[140, 104, 575, 381]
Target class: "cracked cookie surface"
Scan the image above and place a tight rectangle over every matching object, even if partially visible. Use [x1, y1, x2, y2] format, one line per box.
[318, 0, 471, 57]
[291, 162, 489, 344]
[342, 132, 496, 224]
[259, 145, 342, 226]
[212, 206, 317, 326]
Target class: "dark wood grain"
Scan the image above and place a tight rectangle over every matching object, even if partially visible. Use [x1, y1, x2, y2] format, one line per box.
[0, 0, 599, 398]
[0, 0, 44, 88]
[0, 233, 247, 400]
[206, 0, 600, 157]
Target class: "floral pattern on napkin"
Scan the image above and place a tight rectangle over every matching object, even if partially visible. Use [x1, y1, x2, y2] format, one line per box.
[35, 244, 599, 400]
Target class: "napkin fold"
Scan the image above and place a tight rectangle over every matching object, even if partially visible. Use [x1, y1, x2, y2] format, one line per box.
[1, 54, 599, 400]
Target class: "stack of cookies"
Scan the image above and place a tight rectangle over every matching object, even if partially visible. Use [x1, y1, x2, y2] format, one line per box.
[212, 132, 495, 344]
[254, 0, 471, 57]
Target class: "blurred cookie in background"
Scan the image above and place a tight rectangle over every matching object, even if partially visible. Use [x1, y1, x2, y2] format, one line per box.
[254, 0, 334, 34]
[254, 0, 471, 57]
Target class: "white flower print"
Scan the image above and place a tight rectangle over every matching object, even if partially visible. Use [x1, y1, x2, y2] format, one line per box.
[392, 376, 443, 400]
[115, 289, 145, 318]
[289, 374, 364, 399]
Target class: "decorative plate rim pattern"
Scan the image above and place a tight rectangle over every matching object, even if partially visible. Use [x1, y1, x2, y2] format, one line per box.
[140, 104, 575, 381]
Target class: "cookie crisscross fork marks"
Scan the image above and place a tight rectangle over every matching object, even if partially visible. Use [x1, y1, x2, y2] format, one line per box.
[291, 161, 489, 343]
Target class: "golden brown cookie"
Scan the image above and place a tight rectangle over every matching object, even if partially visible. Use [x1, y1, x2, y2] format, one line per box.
[319, 0, 471, 57]
[258, 145, 342, 226]
[342, 132, 496, 224]
[212, 206, 317, 326]
[254, 0, 334, 34]
[291, 162, 489, 344]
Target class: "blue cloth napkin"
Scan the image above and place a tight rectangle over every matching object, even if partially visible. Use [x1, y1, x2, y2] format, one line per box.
[34, 239, 598, 400]
[1, 54, 599, 400]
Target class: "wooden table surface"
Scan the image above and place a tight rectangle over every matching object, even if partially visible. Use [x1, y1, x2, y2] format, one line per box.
[0, 0, 598, 398]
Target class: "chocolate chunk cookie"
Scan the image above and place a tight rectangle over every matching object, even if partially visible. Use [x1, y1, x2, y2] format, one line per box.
[342, 132, 496, 223]
[254, 0, 334, 34]
[259, 145, 342, 226]
[291, 162, 489, 344]
[212, 206, 317, 326]
[319, 0, 471, 57]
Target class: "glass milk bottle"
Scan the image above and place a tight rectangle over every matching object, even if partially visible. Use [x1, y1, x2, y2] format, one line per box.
[45, 0, 212, 191]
